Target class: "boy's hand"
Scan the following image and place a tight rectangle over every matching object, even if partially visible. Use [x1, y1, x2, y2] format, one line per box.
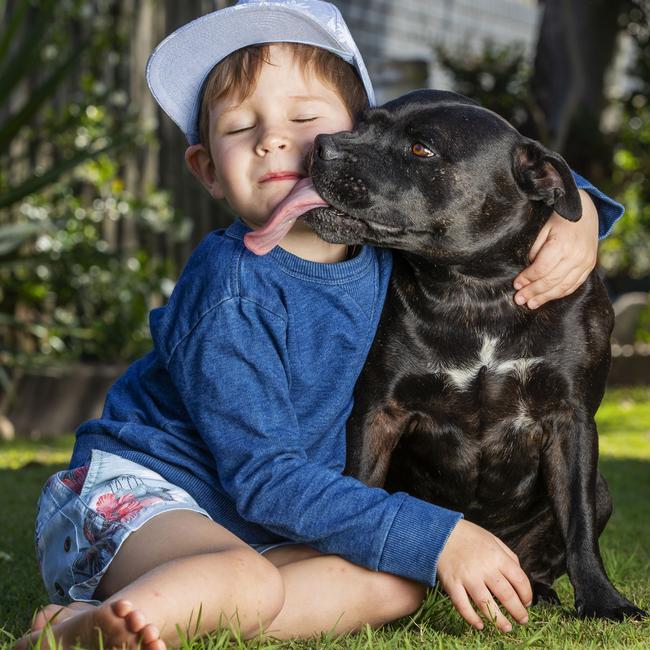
[437, 519, 532, 632]
[513, 190, 599, 309]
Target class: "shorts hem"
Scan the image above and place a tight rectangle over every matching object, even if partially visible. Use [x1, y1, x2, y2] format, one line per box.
[69, 503, 211, 603]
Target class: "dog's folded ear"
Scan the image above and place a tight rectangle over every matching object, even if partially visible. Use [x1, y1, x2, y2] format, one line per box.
[512, 141, 582, 221]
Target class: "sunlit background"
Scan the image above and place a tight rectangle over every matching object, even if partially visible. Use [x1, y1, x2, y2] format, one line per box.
[1, 0, 649, 437]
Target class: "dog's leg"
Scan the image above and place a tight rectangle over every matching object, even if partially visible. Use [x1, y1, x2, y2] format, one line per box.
[595, 470, 613, 535]
[511, 475, 610, 611]
[532, 581, 561, 606]
[504, 508, 566, 607]
[542, 412, 646, 620]
[346, 402, 411, 487]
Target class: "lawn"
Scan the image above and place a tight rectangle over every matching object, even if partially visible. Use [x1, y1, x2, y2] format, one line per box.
[1, 388, 649, 649]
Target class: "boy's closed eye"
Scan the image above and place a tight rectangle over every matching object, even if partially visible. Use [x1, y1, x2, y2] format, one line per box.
[224, 117, 319, 135]
[226, 125, 255, 135]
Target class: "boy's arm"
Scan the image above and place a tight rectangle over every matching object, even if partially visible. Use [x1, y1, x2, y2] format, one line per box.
[170, 298, 458, 579]
[513, 172, 624, 309]
[171, 298, 530, 630]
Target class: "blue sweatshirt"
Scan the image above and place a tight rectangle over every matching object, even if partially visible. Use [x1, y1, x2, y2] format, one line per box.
[70, 176, 623, 587]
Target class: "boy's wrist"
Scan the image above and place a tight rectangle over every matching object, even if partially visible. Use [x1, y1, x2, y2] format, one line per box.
[571, 171, 625, 239]
[578, 189, 598, 229]
[377, 494, 463, 586]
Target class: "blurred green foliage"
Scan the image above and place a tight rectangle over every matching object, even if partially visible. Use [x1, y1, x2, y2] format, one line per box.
[0, 0, 191, 368]
[0, 0, 135, 208]
[434, 41, 533, 133]
[1, 157, 188, 366]
[599, 3, 650, 281]
[600, 102, 650, 279]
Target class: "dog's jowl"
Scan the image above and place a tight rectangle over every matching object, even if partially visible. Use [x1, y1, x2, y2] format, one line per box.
[303, 90, 645, 621]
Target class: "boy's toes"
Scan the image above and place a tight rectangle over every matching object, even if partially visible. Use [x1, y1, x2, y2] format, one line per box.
[102, 599, 162, 649]
[146, 639, 167, 650]
[93, 599, 144, 647]
[124, 608, 147, 634]
[140, 624, 165, 650]
[110, 599, 135, 619]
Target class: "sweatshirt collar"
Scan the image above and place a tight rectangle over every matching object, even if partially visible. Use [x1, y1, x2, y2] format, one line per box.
[225, 218, 373, 282]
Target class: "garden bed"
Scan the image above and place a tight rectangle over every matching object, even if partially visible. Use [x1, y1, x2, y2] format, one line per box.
[4, 364, 126, 439]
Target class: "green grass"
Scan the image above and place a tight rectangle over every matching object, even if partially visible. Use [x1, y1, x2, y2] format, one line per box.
[1, 388, 649, 649]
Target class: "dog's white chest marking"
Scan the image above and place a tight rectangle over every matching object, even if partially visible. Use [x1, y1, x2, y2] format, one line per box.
[440, 335, 543, 391]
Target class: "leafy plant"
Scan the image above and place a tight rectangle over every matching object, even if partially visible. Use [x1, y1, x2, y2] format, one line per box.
[434, 40, 533, 132]
[1, 157, 190, 366]
[599, 103, 650, 279]
[0, 0, 192, 369]
[0, 0, 135, 211]
[598, 2, 650, 282]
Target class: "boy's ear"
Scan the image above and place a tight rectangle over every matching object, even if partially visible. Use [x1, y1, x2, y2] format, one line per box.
[185, 144, 225, 199]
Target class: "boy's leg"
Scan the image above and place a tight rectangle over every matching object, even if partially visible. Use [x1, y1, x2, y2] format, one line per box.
[262, 545, 427, 639]
[20, 510, 285, 650]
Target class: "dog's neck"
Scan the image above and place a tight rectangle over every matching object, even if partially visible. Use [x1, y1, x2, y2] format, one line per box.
[394, 204, 551, 319]
[398, 252, 519, 299]
[403, 202, 549, 284]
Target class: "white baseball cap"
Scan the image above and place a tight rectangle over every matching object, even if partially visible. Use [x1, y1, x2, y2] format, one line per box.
[146, 0, 376, 145]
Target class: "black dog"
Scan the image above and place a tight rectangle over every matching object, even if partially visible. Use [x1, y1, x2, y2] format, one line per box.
[304, 89, 645, 620]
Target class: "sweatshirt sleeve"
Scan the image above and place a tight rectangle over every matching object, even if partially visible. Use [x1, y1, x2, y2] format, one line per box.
[168, 296, 462, 586]
[571, 170, 624, 239]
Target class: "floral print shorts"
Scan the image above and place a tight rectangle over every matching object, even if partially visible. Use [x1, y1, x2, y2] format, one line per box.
[35, 449, 211, 604]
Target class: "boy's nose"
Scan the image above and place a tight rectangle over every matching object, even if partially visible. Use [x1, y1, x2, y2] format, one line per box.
[256, 130, 290, 154]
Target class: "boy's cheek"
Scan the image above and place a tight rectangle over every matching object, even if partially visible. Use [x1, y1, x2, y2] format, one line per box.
[210, 182, 226, 201]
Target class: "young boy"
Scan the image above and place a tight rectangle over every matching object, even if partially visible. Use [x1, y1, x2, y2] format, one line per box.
[20, 1, 624, 649]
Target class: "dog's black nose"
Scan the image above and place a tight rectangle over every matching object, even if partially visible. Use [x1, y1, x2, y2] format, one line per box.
[316, 134, 345, 161]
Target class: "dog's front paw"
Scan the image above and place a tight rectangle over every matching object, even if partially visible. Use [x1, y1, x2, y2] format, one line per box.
[576, 595, 647, 621]
[532, 581, 561, 606]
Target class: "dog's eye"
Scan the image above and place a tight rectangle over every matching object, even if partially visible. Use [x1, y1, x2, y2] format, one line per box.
[411, 143, 436, 158]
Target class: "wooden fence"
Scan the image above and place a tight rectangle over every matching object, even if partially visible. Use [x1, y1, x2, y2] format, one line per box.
[2, 0, 238, 270]
[106, 0, 238, 267]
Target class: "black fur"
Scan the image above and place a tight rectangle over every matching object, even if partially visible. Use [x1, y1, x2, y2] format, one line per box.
[304, 89, 645, 620]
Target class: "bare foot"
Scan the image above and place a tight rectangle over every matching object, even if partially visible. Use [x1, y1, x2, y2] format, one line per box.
[15, 599, 165, 650]
[31, 602, 95, 630]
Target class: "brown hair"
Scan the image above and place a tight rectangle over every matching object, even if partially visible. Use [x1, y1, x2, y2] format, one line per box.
[198, 43, 368, 150]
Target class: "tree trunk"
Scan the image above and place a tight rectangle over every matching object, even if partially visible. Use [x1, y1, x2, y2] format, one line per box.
[531, 0, 629, 180]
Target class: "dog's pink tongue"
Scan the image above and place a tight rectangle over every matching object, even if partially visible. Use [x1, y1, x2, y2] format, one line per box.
[244, 177, 328, 255]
